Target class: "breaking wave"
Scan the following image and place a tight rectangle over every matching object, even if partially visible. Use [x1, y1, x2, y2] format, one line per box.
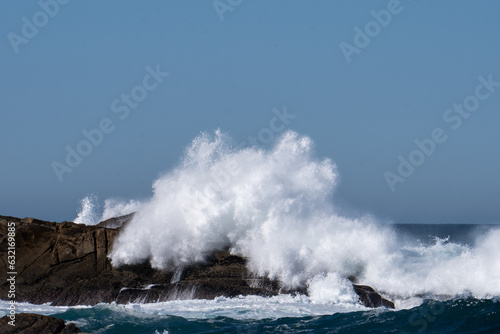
[77, 130, 499, 304]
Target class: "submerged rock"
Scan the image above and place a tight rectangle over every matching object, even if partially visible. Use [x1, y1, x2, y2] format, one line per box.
[0, 215, 393, 309]
[0, 313, 82, 334]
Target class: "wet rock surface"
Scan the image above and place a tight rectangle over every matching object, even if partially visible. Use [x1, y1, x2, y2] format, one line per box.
[352, 284, 395, 308]
[0, 313, 82, 334]
[0, 215, 394, 309]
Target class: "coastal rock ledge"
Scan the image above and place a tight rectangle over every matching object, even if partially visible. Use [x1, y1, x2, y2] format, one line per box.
[0, 215, 394, 309]
[0, 313, 83, 334]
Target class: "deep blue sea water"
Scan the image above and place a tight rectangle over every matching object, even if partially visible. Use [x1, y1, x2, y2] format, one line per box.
[47, 298, 499, 333]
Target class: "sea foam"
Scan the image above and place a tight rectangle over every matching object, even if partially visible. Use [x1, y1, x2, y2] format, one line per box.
[77, 130, 499, 303]
[109, 130, 394, 302]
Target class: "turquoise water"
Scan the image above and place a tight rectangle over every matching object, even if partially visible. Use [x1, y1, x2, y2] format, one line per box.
[50, 298, 499, 333]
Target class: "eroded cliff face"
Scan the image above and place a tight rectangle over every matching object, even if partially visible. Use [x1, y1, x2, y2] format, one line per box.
[0, 215, 278, 306]
[0, 215, 393, 308]
[1, 215, 118, 305]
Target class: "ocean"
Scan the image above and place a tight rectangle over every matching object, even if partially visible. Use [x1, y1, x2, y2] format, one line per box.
[3, 131, 499, 333]
[2, 224, 499, 333]
[48, 298, 500, 333]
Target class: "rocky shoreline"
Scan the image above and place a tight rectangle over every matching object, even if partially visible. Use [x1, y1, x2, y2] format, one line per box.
[0, 313, 84, 334]
[0, 214, 394, 309]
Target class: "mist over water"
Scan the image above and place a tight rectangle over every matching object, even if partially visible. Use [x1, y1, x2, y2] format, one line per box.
[76, 130, 500, 305]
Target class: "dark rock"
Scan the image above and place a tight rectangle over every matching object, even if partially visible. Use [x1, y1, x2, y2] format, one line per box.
[0, 215, 279, 306]
[96, 213, 134, 229]
[0, 313, 82, 334]
[0, 215, 394, 309]
[352, 284, 395, 308]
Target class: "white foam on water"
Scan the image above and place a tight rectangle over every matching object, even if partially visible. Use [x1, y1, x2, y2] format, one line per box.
[0, 300, 87, 317]
[70, 130, 499, 304]
[0, 295, 368, 320]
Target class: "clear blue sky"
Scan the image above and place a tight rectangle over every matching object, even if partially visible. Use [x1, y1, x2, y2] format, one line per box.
[1, 1, 499, 223]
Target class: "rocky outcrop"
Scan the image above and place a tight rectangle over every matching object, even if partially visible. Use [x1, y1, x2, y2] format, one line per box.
[96, 213, 134, 229]
[0, 215, 394, 308]
[0, 215, 279, 306]
[0, 313, 82, 334]
[0, 215, 121, 305]
[352, 285, 395, 308]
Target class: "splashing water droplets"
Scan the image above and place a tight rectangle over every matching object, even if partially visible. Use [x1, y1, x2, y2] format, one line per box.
[75, 129, 500, 303]
[109, 130, 392, 301]
[74, 195, 100, 225]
